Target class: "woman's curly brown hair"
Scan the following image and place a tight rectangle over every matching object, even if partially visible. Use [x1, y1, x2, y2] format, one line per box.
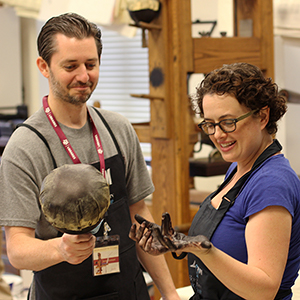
[191, 63, 287, 135]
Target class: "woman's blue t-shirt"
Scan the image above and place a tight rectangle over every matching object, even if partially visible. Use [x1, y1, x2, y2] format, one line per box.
[211, 154, 300, 292]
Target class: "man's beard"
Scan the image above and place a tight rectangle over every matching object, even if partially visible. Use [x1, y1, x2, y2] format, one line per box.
[49, 70, 94, 106]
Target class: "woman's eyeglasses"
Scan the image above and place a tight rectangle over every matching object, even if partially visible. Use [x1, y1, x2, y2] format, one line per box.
[198, 110, 258, 135]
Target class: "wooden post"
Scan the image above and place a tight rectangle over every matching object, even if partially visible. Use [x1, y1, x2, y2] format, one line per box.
[235, 0, 274, 78]
[147, 0, 194, 294]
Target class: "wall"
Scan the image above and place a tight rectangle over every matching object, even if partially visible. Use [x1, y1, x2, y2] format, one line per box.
[274, 36, 300, 174]
[20, 17, 45, 116]
[0, 6, 22, 110]
[190, 0, 233, 38]
[273, 0, 300, 174]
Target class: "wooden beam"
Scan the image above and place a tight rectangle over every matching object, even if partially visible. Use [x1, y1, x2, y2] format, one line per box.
[193, 37, 261, 74]
[148, 0, 193, 294]
[235, 0, 274, 77]
[258, 0, 274, 77]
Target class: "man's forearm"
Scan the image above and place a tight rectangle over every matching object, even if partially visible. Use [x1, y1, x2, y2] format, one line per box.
[5, 226, 95, 271]
[5, 226, 63, 271]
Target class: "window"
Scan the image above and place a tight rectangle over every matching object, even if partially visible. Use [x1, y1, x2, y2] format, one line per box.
[88, 27, 151, 156]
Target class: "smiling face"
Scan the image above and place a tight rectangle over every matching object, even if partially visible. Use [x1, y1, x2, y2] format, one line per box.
[40, 34, 100, 106]
[202, 93, 270, 170]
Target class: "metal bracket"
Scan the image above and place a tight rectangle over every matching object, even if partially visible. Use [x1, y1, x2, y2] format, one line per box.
[192, 19, 217, 37]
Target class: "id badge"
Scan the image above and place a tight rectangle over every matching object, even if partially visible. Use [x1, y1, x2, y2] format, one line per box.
[93, 234, 120, 276]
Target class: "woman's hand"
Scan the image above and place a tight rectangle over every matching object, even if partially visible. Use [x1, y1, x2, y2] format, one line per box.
[129, 212, 211, 255]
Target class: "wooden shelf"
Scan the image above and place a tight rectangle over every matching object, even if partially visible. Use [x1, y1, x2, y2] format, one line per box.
[129, 21, 162, 30]
[132, 122, 151, 143]
[130, 94, 164, 100]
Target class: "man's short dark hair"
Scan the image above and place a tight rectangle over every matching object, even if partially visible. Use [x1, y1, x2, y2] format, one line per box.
[37, 13, 102, 66]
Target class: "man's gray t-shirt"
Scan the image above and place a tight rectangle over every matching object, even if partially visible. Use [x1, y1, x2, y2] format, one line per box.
[0, 106, 154, 240]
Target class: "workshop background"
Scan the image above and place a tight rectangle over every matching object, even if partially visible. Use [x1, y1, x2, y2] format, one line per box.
[1, 0, 300, 299]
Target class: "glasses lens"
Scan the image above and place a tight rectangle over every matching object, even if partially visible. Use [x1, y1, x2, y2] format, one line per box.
[220, 119, 236, 133]
[200, 123, 214, 135]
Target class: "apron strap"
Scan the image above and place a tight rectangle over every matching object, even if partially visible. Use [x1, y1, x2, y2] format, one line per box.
[16, 123, 57, 168]
[275, 288, 292, 300]
[91, 107, 123, 158]
[224, 139, 282, 205]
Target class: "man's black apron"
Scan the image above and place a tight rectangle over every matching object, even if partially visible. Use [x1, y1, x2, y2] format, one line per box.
[185, 140, 291, 300]
[19, 109, 150, 300]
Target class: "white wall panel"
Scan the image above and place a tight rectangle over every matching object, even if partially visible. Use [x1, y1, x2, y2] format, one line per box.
[87, 27, 151, 154]
[0, 6, 22, 110]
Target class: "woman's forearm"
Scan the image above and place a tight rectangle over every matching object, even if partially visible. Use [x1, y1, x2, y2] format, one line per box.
[190, 245, 280, 300]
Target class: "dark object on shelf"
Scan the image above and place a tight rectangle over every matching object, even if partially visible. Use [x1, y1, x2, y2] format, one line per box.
[128, 1, 161, 24]
[194, 129, 215, 153]
[189, 156, 231, 177]
[0, 105, 28, 156]
[0, 105, 28, 120]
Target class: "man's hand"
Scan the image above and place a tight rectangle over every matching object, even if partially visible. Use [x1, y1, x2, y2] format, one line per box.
[58, 233, 96, 264]
[129, 212, 211, 255]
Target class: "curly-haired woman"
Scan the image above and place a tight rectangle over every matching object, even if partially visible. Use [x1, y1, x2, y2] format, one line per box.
[131, 63, 300, 300]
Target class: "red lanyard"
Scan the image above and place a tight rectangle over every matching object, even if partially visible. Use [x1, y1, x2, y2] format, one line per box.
[43, 96, 105, 177]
